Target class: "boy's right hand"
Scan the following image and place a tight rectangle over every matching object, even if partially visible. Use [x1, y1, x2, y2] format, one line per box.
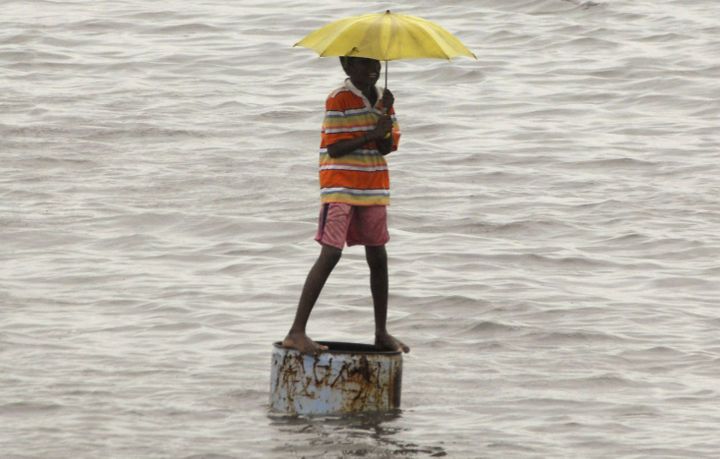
[369, 114, 393, 140]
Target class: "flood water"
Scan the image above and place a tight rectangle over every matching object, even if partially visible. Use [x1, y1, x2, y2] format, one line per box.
[2, 0, 719, 457]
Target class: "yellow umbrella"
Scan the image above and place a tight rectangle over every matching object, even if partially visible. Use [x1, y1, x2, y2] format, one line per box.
[295, 10, 476, 88]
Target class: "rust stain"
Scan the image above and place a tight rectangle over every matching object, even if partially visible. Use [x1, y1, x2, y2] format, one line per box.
[272, 347, 403, 414]
[312, 357, 332, 386]
[330, 354, 385, 413]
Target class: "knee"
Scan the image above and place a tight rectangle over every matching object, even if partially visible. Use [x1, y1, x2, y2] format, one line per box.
[366, 246, 387, 271]
[320, 245, 343, 266]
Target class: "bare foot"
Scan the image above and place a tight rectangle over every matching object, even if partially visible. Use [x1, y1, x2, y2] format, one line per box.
[375, 332, 410, 353]
[282, 332, 328, 355]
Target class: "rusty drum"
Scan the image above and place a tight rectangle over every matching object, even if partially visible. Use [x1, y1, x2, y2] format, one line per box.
[269, 341, 403, 415]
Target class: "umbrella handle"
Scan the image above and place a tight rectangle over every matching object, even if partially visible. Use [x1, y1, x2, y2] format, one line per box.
[384, 59, 388, 96]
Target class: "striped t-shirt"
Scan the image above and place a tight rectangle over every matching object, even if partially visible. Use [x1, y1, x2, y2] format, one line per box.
[319, 79, 400, 206]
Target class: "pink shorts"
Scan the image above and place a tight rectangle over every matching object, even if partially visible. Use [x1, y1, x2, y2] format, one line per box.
[315, 203, 389, 249]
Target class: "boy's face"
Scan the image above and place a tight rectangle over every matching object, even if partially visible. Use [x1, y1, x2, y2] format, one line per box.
[345, 57, 381, 90]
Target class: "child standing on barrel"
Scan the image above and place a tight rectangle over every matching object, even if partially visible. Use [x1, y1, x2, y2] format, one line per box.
[282, 56, 410, 355]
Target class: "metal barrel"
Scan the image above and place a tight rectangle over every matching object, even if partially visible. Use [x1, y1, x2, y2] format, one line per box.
[269, 341, 403, 415]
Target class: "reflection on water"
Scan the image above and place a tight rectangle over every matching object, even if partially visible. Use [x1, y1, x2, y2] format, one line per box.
[268, 411, 447, 457]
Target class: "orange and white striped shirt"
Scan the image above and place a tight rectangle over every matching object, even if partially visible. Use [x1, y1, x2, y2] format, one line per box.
[319, 79, 400, 206]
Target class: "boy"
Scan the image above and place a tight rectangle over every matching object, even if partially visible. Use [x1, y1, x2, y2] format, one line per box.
[282, 56, 410, 355]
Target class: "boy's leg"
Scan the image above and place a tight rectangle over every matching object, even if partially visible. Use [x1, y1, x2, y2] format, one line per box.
[365, 245, 409, 353]
[283, 244, 342, 354]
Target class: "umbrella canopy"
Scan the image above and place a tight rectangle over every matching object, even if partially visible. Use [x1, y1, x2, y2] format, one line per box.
[295, 10, 476, 61]
[295, 10, 476, 87]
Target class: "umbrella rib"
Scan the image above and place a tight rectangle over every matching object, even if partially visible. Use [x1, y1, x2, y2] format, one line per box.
[317, 18, 365, 57]
[403, 18, 452, 60]
[407, 14, 475, 59]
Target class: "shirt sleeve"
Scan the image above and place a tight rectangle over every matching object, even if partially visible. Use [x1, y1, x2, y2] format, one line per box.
[320, 94, 357, 148]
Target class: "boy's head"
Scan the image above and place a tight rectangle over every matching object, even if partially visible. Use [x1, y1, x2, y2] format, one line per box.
[339, 56, 381, 90]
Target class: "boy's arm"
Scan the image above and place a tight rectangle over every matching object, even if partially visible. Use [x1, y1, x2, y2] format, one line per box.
[377, 89, 398, 156]
[327, 118, 392, 158]
[375, 115, 394, 156]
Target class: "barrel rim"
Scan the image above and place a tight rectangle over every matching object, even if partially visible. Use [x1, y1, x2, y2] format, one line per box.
[272, 341, 402, 356]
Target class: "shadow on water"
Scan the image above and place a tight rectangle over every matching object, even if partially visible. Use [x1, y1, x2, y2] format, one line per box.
[268, 411, 447, 458]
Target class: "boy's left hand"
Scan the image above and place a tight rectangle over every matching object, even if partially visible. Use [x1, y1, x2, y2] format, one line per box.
[370, 115, 393, 140]
[382, 89, 394, 111]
